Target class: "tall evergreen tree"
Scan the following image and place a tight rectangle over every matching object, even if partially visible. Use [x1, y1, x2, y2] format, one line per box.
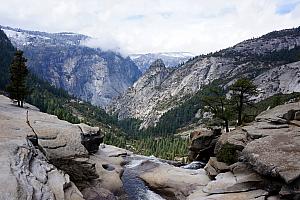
[230, 78, 258, 125]
[200, 85, 233, 132]
[6, 50, 29, 107]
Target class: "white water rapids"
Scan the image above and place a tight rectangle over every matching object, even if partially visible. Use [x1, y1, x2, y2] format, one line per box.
[121, 155, 166, 200]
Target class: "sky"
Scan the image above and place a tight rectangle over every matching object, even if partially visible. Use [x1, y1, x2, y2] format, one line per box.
[0, 0, 300, 55]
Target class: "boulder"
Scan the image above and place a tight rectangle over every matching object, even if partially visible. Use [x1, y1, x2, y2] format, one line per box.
[89, 151, 126, 195]
[201, 102, 300, 199]
[50, 157, 99, 184]
[189, 128, 222, 161]
[81, 187, 117, 200]
[29, 116, 89, 159]
[79, 123, 104, 154]
[189, 162, 281, 200]
[204, 157, 229, 178]
[214, 102, 300, 186]
[49, 141, 128, 198]
[208, 157, 229, 173]
[279, 178, 300, 199]
[242, 131, 300, 184]
[98, 144, 132, 157]
[204, 162, 218, 178]
[188, 189, 268, 200]
[214, 128, 248, 155]
[255, 102, 300, 124]
[295, 111, 300, 121]
[214, 128, 249, 165]
[138, 161, 211, 200]
[203, 166, 264, 194]
[242, 123, 290, 139]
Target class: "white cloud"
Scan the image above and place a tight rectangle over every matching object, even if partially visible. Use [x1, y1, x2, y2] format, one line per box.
[0, 0, 299, 54]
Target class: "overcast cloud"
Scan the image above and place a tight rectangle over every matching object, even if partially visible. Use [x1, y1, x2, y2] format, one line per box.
[0, 0, 299, 54]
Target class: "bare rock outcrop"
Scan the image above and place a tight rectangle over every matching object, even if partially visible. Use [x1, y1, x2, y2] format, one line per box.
[79, 123, 104, 154]
[212, 101, 300, 199]
[204, 157, 229, 178]
[0, 95, 126, 199]
[188, 128, 222, 162]
[241, 102, 300, 185]
[0, 95, 84, 199]
[137, 160, 211, 200]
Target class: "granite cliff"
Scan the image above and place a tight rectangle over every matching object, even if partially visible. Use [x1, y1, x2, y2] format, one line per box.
[1, 26, 141, 108]
[108, 27, 300, 128]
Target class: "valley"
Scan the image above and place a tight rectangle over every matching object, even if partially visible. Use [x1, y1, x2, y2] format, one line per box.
[0, 16, 300, 200]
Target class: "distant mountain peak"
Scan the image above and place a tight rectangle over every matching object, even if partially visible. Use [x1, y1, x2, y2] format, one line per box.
[130, 52, 194, 73]
[0, 25, 90, 48]
[149, 59, 165, 70]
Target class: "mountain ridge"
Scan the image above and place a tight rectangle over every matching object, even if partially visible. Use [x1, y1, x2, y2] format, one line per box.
[1, 25, 142, 108]
[130, 51, 194, 73]
[108, 26, 300, 128]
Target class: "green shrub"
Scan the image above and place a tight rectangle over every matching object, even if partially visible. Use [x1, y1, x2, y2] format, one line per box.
[216, 143, 237, 165]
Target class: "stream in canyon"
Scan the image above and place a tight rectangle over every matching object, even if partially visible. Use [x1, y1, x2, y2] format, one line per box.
[121, 156, 165, 200]
[121, 155, 205, 200]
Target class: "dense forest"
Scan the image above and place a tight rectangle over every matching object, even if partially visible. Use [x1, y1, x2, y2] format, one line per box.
[0, 30, 16, 91]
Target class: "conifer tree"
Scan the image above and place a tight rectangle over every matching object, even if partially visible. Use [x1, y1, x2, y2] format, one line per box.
[6, 50, 29, 107]
[230, 78, 258, 125]
[201, 85, 233, 132]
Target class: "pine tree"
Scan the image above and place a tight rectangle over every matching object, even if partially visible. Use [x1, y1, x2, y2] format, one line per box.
[230, 78, 258, 125]
[200, 85, 233, 132]
[6, 50, 29, 107]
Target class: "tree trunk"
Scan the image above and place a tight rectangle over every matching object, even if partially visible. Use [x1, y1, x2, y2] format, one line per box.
[21, 100, 23, 108]
[225, 119, 229, 132]
[237, 93, 243, 126]
[237, 109, 242, 126]
[17, 100, 20, 107]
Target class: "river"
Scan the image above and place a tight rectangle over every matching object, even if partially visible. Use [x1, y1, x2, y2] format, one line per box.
[121, 155, 205, 200]
[121, 155, 166, 200]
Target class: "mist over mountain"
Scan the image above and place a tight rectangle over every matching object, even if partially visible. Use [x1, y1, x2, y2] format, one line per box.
[1, 1, 300, 199]
[1, 25, 141, 107]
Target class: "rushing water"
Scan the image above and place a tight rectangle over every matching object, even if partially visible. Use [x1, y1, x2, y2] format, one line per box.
[121, 156, 166, 200]
[121, 155, 204, 200]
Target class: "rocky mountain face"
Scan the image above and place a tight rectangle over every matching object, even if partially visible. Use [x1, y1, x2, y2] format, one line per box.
[1, 26, 141, 107]
[112, 59, 173, 122]
[109, 27, 300, 128]
[254, 61, 300, 100]
[130, 52, 194, 73]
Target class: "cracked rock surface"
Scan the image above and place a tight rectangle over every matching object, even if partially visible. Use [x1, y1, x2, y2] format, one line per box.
[0, 95, 126, 200]
[0, 95, 84, 200]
